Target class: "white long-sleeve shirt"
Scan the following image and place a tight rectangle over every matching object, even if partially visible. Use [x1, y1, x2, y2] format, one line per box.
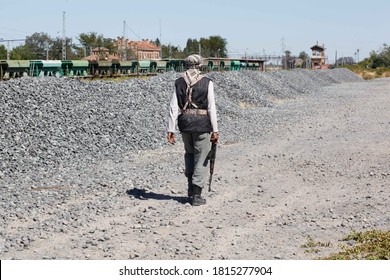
[167, 80, 218, 133]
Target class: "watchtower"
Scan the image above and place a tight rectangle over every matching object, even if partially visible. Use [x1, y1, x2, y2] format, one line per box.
[310, 42, 326, 69]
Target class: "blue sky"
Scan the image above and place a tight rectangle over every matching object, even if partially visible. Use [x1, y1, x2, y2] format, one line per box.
[1, 0, 389, 63]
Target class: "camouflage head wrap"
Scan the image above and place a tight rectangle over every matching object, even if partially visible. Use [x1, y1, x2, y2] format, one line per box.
[185, 54, 203, 69]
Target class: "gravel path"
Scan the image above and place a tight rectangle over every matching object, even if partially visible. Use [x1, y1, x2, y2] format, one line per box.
[0, 70, 389, 259]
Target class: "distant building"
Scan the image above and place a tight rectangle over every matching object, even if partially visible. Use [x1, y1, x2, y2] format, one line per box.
[114, 37, 161, 60]
[310, 43, 326, 69]
[83, 47, 119, 62]
[294, 58, 304, 68]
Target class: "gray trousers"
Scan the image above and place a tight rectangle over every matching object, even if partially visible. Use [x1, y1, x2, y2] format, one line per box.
[182, 132, 211, 189]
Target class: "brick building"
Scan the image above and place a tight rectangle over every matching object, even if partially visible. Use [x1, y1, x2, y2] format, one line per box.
[83, 47, 119, 62]
[114, 37, 161, 60]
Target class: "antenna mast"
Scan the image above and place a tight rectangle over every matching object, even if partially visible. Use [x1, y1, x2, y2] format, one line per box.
[62, 11, 66, 60]
[123, 21, 127, 61]
[159, 19, 162, 59]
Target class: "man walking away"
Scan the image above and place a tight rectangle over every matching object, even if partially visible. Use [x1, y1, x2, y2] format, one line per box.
[167, 54, 219, 206]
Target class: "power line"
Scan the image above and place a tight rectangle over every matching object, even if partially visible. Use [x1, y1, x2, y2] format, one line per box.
[0, 38, 25, 59]
[124, 22, 141, 40]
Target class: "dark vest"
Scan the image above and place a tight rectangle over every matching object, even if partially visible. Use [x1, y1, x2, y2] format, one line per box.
[175, 76, 212, 133]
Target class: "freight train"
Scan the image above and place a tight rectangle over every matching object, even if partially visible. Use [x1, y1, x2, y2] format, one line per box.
[0, 58, 264, 80]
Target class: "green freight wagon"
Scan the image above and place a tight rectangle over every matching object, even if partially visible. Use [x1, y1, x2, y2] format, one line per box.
[166, 59, 185, 72]
[132, 60, 151, 74]
[1, 60, 30, 79]
[88, 60, 113, 76]
[62, 60, 89, 77]
[139, 60, 151, 73]
[221, 60, 232, 71]
[230, 60, 241, 70]
[117, 61, 134, 75]
[29, 60, 62, 77]
[150, 60, 167, 73]
[0, 60, 8, 79]
[70, 60, 89, 76]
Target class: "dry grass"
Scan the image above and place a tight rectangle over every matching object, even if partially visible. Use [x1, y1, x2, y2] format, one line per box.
[342, 65, 390, 80]
[322, 230, 390, 260]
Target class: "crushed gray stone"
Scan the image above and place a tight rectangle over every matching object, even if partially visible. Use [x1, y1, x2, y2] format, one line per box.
[0, 68, 362, 182]
[0, 68, 375, 259]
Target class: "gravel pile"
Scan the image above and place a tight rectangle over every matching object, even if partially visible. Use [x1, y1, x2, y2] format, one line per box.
[0, 68, 374, 259]
[0, 68, 361, 182]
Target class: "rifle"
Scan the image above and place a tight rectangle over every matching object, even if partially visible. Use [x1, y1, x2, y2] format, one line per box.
[207, 142, 217, 192]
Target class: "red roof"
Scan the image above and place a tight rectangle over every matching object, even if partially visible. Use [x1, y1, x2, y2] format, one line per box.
[136, 41, 160, 51]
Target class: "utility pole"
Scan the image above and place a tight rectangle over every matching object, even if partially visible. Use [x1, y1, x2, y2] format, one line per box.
[0, 38, 25, 59]
[46, 42, 49, 60]
[62, 11, 66, 60]
[123, 20, 127, 61]
[281, 36, 286, 69]
[159, 19, 162, 59]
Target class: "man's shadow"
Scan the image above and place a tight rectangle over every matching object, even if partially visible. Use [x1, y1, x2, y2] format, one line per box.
[126, 188, 190, 204]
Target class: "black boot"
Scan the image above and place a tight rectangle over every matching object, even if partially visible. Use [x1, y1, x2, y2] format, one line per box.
[191, 185, 206, 206]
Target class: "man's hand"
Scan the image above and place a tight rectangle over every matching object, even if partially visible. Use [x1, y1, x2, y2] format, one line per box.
[167, 132, 176, 145]
[211, 132, 219, 144]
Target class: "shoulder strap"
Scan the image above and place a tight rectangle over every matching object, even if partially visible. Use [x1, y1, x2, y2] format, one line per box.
[182, 70, 204, 110]
[183, 85, 198, 110]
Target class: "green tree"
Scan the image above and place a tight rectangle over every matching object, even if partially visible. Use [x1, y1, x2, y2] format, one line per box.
[154, 38, 161, 46]
[199, 35, 227, 58]
[282, 50, 292, 69]
[161, 44, 185, 59]
[0, 44, 7, 59]
[183, 38, 200, 56]
[366, 43, 390, 68]
[377, 44, 390, 66]
[336, 56, 355, 66]
[369, 52, 385, 68]
[174, 36, 229, 58]
[10, 44, 35, 60]
[51, 37, 78, 60]
[24, 32, 53, 59]
[298, 51, 309, 60]
[78, 32, 114, 54]
[72, 44, 88, 59]
[298, 51, 309, 68]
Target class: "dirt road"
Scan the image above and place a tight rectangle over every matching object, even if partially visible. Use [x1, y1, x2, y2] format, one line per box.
[1, 78, 389, 260]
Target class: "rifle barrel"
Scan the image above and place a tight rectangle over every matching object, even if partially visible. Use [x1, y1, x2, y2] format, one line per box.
[208, 143, 217, 192]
